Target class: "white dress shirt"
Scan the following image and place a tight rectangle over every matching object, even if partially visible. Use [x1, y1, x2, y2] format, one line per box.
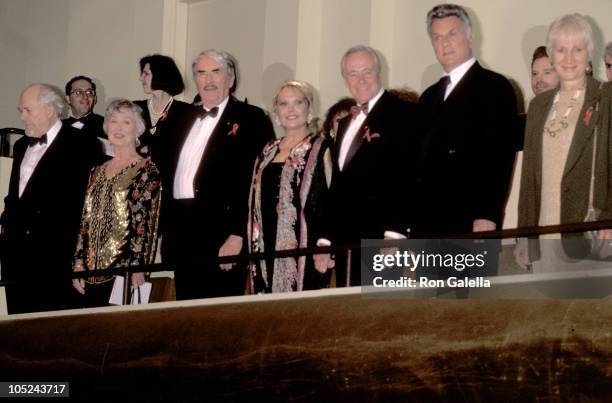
[337, 88, 384, 171]
[19, 119, 61, 197]
[443, 57, 476, 100]
[173, 96, 229, 199]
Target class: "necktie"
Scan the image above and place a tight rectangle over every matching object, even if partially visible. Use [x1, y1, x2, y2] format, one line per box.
[438, 75, 451, 101]
[27, 134, 47, 147]
[198, 107, 219, 120]
[350, 103, 369, 119]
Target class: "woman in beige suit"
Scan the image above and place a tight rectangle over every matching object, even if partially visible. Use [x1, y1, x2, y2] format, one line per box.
[516, 13, 612, 272]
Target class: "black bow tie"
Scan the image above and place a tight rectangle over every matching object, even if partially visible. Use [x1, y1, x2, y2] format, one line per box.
[350, 103, 369, 119]
[198, 107, 219, 120]
[27, 134, 47, 146]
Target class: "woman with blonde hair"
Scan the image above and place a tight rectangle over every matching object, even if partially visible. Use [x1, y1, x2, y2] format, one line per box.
[247, 80, 333, 293]
[72, 99, 161, 307]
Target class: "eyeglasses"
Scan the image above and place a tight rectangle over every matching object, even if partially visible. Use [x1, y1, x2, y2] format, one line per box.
[70, 89, 96, 97]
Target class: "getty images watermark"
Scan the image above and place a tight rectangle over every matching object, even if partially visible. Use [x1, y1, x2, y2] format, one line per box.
[361, 239, 499, 291]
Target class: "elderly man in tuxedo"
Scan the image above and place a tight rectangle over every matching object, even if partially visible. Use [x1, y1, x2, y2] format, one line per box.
[159, 49, 273, 300]
[316, 45, 417, 287]
[412, 4, 517, 280]
[0, 83, 103, 314]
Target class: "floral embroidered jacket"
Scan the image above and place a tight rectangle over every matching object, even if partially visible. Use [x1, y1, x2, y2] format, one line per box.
[248, 133, 332, 293]
[74, 158, 161, 283]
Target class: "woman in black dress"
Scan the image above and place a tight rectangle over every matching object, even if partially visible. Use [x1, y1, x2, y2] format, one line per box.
[135, 54, 192, 162]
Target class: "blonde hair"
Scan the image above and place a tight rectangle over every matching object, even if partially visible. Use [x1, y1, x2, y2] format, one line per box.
[273, 80, 316, 128]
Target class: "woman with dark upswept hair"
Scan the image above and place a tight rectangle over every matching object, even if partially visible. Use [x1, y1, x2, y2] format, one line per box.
[134, 54, 192, 162]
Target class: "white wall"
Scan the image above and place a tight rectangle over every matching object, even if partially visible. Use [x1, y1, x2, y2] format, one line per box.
[0, 0, 164, 129]
[1, 0, 611, 229]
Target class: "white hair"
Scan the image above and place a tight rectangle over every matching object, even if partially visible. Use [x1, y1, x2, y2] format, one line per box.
[35, 83, 68, 118]
[546, 13, 594, 61]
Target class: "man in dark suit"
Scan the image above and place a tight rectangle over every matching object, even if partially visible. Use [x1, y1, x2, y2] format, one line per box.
[159, 49, 273, 300]
[0, 83, 103, 314]
[316, 45, 418, 286]
[412, 4, 517, 280]
[62, 76, 106, 139]
[412, 4, 517, 238]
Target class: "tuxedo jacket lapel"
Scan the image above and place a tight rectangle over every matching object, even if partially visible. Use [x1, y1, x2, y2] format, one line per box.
[342, 121, 365, 169]
[19, 128, 67, 201]
[417, 63, 480, 169]
[340, 91, 389, 169]
[194, 99, 236, 184]
[7, 140, 26, 200]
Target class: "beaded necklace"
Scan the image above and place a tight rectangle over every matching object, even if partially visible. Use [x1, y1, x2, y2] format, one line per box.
[147, 97, 173, 134]
[544, 88, 583, 138]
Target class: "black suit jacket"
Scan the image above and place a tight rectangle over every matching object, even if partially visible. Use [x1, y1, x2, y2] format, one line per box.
[412, 61, 517, 236]
[159, 96, 274, 260]
[0, 122, 104, 312]
[63, 113, 106, 139]
[324, 90, 418, 243]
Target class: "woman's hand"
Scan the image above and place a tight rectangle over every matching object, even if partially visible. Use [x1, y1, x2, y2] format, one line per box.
[598, 229, 612, 240]
[513, 238, 531, 270]
[72, 260, 86, 294]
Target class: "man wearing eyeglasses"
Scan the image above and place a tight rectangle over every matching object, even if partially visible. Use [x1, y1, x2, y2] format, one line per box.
[63, 76, 106, 139]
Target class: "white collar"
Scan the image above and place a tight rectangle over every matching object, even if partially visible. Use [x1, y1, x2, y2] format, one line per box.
[366, 88, 385, 111]
[445, 57, 476, 86]
[43, 119, 62, 145]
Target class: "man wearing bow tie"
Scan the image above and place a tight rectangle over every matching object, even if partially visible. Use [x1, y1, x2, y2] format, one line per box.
[315, 45, 418, 287]
[0, 83, 103, 314]
[412, 4, 517, 239]
[158, 49, 273, 300]
[62, 76, 106, 139]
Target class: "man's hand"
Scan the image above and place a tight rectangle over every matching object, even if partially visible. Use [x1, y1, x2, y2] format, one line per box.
[131, 272, 146, 287]
[313, 253, 334, 273]
[218, 234, 243, 271]
[473, 219, 496, 232]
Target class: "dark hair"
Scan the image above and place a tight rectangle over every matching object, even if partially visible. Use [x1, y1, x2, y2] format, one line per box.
[531, 46, 549, 67]
[139, 54, 185, 96]
[322, 97, 356, 135]
[65, 75, 96, 96]
[388, 88, 419, 103]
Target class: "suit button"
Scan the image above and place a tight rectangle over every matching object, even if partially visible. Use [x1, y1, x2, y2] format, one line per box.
[194, 189, 199, 194]
[448, 149, 456, 154]
[25, 230, 30, 235]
